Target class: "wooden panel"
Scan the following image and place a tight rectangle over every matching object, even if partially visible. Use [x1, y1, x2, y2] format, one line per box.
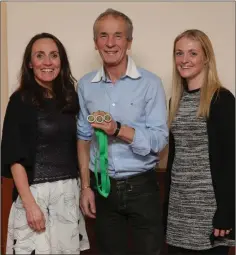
[1, 178, 14, 254]
[158, 145, 168, 171]
[1, 2, 10, 254]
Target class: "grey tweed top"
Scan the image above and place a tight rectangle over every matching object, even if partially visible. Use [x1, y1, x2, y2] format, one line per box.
[166, 89, 233, 250]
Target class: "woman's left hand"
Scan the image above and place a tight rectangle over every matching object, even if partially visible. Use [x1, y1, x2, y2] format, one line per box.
[214, 228, 231, 237]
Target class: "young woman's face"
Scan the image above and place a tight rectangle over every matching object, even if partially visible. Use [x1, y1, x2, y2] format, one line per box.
[175, 37, 206, 81]
[30, 38, 61, 88]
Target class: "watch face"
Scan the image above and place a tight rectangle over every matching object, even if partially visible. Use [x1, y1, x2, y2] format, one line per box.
[96, 115, 104, 123]
[87, 115, 95, 123]
[104, 113, 112, 122]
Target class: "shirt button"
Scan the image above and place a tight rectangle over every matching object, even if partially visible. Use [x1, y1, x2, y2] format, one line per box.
[112, 103, 116, 106]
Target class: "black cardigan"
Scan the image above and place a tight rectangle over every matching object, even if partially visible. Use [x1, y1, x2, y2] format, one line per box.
[1, 90, 78, 201]
[163, 88, 235, 239]
[1, 91, 37, 183]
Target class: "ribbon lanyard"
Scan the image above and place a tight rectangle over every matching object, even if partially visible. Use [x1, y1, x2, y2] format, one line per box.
[94, 129, 110, 198]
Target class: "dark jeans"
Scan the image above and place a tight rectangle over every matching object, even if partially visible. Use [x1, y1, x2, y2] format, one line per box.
[90, 170, 163, 255]
[167, 245, 229, 255]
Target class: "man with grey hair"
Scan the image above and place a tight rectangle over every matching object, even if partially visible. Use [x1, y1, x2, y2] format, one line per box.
[77, 8, 168, 255]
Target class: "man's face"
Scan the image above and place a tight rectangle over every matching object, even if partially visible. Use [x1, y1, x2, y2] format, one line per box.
[94, 15, 132, 67]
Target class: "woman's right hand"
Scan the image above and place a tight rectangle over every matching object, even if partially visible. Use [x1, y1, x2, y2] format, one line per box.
[80, 187, 96, 218]
[24, 202, 46, 232]
[10, 164, 46, 232]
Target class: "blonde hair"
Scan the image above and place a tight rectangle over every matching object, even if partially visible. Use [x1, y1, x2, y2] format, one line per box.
[168, 29, 222, 127]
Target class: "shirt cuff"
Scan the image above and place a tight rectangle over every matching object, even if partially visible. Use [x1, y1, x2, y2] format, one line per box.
[77, 134, 92, 141]
[129, 128, 150, 156]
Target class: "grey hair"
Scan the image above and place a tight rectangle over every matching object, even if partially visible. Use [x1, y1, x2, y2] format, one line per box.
[93, 8, 133, 41]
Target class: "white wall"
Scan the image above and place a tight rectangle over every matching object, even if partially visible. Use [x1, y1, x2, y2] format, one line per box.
[4, 2, 235, 169]
[7, 2, 235, 99]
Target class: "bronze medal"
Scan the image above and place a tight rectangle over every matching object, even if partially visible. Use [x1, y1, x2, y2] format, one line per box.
[104, 113, 112, 122]
[96, 115, 104, 123]
[87, 115, 95, 123]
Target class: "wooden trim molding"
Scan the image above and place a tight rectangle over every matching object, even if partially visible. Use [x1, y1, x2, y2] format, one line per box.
[1, 3, 10, 254]
[1, 2, 9, 133]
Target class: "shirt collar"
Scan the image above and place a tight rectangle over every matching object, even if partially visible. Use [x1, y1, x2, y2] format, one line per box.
[91, 56, 141, 83]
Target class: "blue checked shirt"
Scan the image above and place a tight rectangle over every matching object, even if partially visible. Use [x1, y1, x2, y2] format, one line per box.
[77, 57, 168, 179]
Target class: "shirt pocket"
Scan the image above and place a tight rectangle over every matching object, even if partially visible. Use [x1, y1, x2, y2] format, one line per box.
[85, 88, 110, 115]
[122, 98, 146, 124]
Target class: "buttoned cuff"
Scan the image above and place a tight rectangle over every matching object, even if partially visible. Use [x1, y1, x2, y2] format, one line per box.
[129, 128, 150, 156]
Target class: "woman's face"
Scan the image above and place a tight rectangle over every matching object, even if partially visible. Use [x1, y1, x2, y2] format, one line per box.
[174, 37, 206, 81]
[29, 38, 61, 88]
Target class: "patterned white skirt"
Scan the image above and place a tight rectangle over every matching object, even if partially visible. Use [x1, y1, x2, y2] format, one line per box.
[6, 178, 90, 254]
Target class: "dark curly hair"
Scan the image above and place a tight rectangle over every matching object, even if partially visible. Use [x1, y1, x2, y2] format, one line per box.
[17, 32, 79, 114]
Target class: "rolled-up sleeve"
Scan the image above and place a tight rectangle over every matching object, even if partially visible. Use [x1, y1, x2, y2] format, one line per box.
[76, 80, 93, 141]
[130, 77, 168, 156]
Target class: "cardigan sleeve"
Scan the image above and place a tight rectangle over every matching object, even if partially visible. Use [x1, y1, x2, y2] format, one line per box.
[163, 130, 175, 235]
[1, 92, 29, 178]
[162, 99, 176, 235]
[210, 89, 235, 230]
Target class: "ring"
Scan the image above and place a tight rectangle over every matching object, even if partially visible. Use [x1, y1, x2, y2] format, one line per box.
[87, 115, 95, 123]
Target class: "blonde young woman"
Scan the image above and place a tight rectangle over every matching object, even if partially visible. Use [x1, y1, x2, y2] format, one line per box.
[164, 29, 235, 255]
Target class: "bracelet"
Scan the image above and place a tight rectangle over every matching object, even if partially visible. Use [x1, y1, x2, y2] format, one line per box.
[81, 185, 91, 190]
[113, 121, 121, 137]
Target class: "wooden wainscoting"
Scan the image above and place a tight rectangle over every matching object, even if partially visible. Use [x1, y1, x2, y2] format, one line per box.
[1, 178, 14, 254]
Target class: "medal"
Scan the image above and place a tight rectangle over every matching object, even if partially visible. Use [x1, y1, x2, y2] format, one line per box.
[87, 111, 112, 124]
[87, 114, 95, 123]
[96, 115, 104, 123]
[104, 113, 112, 122]
[86, 111, 111, 198]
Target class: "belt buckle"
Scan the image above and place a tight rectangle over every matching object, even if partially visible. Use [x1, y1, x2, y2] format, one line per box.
[116, 179, 125, 185]
[127, 183, 133, 192]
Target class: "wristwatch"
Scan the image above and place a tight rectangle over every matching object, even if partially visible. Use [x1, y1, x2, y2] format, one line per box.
[113, 121, 121, 137]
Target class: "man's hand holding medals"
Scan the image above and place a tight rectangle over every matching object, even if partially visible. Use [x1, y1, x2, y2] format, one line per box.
[87, 111, 120, 137]
[87, 111, 121, 198]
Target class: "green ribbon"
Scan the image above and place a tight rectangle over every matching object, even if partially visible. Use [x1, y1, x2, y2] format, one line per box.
[94, 129, 110, 198]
